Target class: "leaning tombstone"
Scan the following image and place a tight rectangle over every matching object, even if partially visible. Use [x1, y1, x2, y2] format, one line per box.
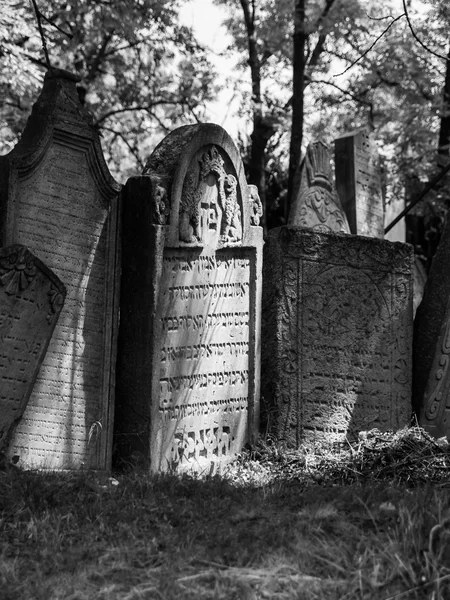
[0, 69, 121, 470]
[414, 213, 450, 438]
[262, 226, 413, 446]
[116, 124, 263, 472]
[288, 140, 350, 233]
[0, 245, 66, 452]
[335, 128, 384, 238]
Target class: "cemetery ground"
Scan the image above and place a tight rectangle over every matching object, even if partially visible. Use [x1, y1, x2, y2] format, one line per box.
[2, 428, 450, 600]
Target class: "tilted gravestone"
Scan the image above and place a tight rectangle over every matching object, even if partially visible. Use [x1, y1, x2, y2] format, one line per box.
[335, 128, 384, 238]
[288, 141, 350, 233]
[116, 124, 263, 472]
[262, 226, 413, 446]
[0, 245, 66, 452]
[0, 69, 121, 470]
[414, 214, 450, 438]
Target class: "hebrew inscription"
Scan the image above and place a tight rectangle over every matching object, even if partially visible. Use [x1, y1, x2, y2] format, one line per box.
[0, 245, 65, 451]
[262, 227, 413, 446]
[157, 249, 251, 468]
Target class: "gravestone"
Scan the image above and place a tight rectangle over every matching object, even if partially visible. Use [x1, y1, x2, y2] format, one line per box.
[335, 128, 384, 238]
[0, 69, 121, 470]
[414, 213, 450, 438]
[116, 124, 263, 472]
[0, 245, 66, 452]
[262, 226, 413, 446]
[288, 141, 350, 233]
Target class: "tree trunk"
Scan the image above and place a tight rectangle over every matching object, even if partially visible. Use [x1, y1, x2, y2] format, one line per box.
[240, 0, 275, 233]
[287, 0, 306, 220]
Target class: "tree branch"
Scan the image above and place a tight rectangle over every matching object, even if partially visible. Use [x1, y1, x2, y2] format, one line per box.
[30, 0, 52, 71]
[335, 13, 405, 77]
[403, 0, 448, 62]
[95, 101, 183, 126]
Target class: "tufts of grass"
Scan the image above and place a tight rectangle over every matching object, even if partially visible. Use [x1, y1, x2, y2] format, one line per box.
[1, 427, 450, 599]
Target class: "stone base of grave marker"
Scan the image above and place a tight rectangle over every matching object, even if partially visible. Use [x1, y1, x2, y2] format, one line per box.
[262, 226, 413, 446]
[0, 245, 66, 453]
[115, 124, 263, 473]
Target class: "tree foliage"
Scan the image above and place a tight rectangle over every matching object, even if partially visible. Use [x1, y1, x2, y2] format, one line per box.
[0, 0, 218, 180]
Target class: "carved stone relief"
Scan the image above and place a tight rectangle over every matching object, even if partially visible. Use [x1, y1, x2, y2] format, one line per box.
[0, 245, 66, 452]
[289, 141, 350, 234]
[262, 227, 413, 446]
[179, 146, 242, 247]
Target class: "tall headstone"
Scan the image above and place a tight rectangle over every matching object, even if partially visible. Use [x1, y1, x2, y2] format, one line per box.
[335, 128, 384, 238]
[288, 141, 350, 233]
[0, 245, 66, 452]
[262, 226, 413, 446]
[414, 213, 450, 438]
[116, 124, 263, 472]
[0, 69, 121, 470]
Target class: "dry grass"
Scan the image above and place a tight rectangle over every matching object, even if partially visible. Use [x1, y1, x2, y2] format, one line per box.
[2, 427, 450, 599]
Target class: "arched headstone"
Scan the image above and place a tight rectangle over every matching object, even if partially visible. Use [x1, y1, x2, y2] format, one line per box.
[116, 124, 263, 472]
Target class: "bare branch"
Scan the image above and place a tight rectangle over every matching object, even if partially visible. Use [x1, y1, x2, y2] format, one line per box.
[308, 78, 372, 106]
[334, 13, 405, 77]
[101, 125, 145, 170]
[403, 0, 448, 62]
[38, 11, 73, 38]
[95, 101, 183, 126]
[30, 0, 52, 70]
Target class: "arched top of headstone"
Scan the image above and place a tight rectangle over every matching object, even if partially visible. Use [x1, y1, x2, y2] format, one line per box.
[143, 124, 260, 249]
[289, 140, 350, 234]
[2, 68, 120, 202]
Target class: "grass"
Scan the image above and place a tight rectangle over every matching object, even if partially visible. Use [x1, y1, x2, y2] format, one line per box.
[2, 427, 450, 599]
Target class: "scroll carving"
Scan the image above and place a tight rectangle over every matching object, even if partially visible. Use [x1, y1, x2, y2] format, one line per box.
[179, 146, 242, 247]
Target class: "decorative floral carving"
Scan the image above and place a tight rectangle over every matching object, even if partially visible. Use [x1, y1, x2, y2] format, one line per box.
[179, 145, 243, 247]
[248, 184, 263, 226]
[0, 246, 37, 295]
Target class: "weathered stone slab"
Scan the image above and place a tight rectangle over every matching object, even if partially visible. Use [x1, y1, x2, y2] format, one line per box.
[288, 141, 350, 233]
[262, 226, 413, 446]
[0, 245, 66, 452]
[0, 69, 121, 470]
[335, 128, 384, 238]
[116, 124, 263, 472]
[414, 214, 450, 438]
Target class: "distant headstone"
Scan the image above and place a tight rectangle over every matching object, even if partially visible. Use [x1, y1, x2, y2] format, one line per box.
[288, 141, 350, 233]
[0, 245, 65, 452]
[414, 214, 450, 438]
[335, 129, 384, 237]
[0, 69, 121, 470]
[262, 226, 413, 446]
[116, 124, 263, 472]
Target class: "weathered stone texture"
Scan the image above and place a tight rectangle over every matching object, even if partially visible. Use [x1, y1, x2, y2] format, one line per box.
[0, 69, 121, 470]
[116, 124, 263, 472]
[335, 129, 384, 238]
[262, 227, 413, 446]
[414, 214, 450, 438]
[288, 141, 350, 234]
[0, 245, 66, 452]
